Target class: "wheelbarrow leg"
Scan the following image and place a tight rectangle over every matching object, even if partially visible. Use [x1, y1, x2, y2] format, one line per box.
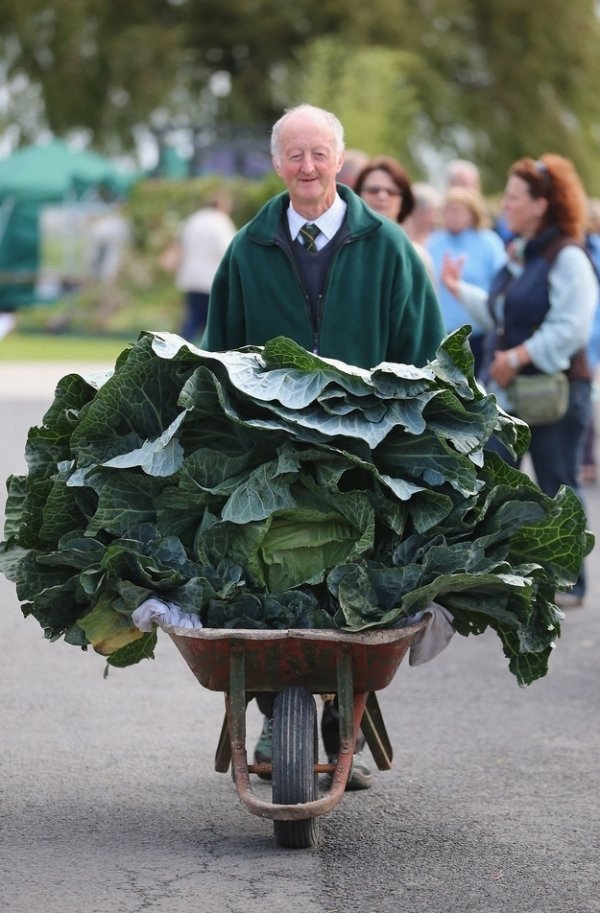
[360, 691, 394, 770]
[336, 646, 355, 760]
[226, 645, 255, 793]
[326, 646, 368, 791]
[215, 693, 253, 773]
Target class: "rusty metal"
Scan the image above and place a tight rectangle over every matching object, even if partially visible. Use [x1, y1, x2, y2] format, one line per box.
[165, 625, 424, 693]
[226, 689, 368, 821]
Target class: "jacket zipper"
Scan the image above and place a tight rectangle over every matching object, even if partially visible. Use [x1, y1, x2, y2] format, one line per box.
[313, 295, 324, 353]
[312, 237, 355, 354]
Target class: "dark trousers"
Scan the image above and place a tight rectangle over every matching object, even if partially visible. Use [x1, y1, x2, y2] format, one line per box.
[180, 291, 210, 341]
[487, 379, 592, 596]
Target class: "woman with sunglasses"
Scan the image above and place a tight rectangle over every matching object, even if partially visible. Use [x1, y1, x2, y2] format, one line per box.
[426, 186, 507, 378]
[354, 155, 435, 279]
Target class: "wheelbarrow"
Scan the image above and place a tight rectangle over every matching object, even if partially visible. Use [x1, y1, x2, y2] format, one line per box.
[163, 620, 427, 848]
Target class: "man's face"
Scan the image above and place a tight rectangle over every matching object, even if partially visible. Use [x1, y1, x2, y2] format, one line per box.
[273, 111, 343, 216]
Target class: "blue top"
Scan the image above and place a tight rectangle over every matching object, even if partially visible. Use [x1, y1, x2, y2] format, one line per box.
[586, 233, 600, 370]
[426, 227, 507, 334]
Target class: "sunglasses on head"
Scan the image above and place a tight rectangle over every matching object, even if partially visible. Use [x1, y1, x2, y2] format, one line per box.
[534, 160, 551, 197]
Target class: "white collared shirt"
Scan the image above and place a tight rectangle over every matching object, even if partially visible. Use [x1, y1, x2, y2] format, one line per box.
[287, 194, 347, 251]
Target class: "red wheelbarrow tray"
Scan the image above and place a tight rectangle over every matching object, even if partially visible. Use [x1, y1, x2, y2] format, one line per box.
[163, 620, 427, 823]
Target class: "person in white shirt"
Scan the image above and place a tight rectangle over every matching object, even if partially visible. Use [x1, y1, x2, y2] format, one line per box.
[174, 189, 236, 341]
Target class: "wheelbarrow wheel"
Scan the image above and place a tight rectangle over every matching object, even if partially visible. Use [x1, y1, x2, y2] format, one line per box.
[272, 686, 319, 849]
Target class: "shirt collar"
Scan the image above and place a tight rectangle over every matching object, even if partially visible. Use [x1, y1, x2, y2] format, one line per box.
[287, 193, 347, 243]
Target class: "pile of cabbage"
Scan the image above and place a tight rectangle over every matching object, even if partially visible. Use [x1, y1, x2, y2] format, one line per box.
[0, 328, 592, 685]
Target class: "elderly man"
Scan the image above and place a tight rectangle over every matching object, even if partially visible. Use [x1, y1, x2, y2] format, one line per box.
[204, 104, 443, 368]
[204, 104, 445, 789]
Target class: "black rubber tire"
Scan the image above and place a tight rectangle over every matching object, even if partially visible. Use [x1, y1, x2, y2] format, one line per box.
[272, 687, 319, 849]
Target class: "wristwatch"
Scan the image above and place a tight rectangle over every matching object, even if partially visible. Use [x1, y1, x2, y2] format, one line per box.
[506, 349, 521, 369]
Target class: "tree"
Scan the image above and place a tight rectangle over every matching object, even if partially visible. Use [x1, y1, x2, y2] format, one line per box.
[283, 39, 423, 173]
[401, 0, 600, 193]
[2, 0, 600, 194]
[0, 0, 190, 147]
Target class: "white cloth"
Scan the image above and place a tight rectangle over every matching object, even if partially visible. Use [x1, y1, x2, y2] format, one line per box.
[88, 210, 131, 282]
[396, 602, 456, 665]
[132, 595, 454, 666]
[176, 207, 236, 292]
[132, 598, 203, 632]
[0, 312, 16, 340]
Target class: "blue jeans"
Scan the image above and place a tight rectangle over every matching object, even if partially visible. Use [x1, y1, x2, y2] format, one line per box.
[488, 380, 592, 596]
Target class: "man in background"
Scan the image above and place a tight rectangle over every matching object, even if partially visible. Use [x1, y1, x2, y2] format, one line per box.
[171, 188, 236, 341]
[445, 158, 482, 193]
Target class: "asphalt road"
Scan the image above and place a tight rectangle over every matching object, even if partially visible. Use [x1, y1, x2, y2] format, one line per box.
[1, 364, 599, 913]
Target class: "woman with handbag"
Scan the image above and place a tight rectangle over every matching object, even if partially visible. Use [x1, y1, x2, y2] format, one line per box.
[441, 154, 598, 607]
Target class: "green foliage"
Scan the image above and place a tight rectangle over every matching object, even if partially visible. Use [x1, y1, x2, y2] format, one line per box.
[12, 173, 282, 341]
[286, 39, 423, 170]
[0, 328, 592, 683]
[0, 0, 187, 144]
[3, 1, 600, 191]
[125, 174, 282, 252]
[424, 0, 600, 192]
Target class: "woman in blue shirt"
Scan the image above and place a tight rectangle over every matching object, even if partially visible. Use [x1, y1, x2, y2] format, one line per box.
[427, 186, 507, 377]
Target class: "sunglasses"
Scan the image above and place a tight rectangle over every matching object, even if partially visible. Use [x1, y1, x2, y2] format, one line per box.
[362, 186, 402, 197]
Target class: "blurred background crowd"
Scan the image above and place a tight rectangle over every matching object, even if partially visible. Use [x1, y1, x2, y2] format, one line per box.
[2, 0, 600, 338]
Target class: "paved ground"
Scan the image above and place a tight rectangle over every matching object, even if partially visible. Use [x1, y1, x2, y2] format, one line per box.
[1, 364, 599, 913]
[0, 361, 114, 399]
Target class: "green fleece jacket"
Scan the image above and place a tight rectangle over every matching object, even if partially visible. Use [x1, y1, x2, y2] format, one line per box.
[204, 184, 445, 369]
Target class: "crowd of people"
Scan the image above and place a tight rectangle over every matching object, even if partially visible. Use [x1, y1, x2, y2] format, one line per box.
[191, 107, 600, 542]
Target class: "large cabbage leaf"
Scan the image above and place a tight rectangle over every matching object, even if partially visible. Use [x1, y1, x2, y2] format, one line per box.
[0, 328, 593, 684]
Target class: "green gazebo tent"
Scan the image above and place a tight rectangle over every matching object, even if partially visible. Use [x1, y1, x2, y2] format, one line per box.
[0, 140, 137, 311]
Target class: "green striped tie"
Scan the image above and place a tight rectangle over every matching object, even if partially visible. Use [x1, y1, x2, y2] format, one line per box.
[299, 222, 321, 253]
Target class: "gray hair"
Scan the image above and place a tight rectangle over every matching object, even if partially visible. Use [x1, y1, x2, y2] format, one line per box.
[445, 158, 481, 192]
[270, 104, 345, 161]
[411, 182, 443, 211]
